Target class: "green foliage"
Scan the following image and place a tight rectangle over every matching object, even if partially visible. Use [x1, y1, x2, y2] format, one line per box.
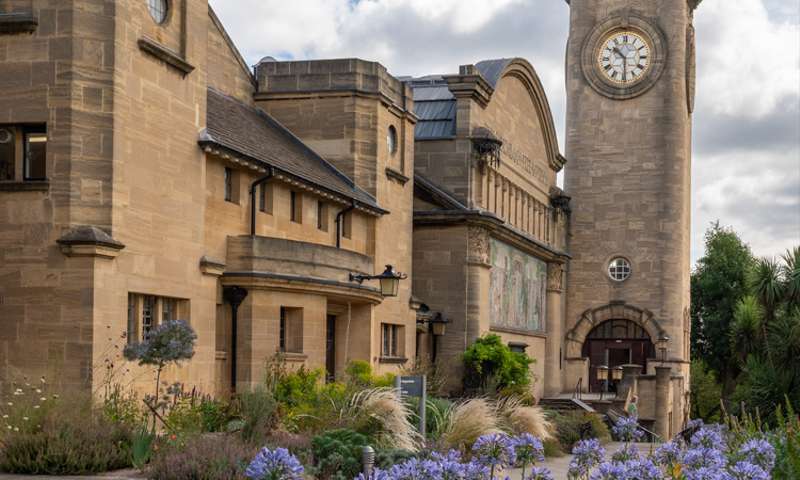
[691, 222, 754, 385]
[542, 438, 565, 458]
[750, 257, 785, 320]
[462, 334, 534, 394]
[690, 360, 722, 423]
[0, 412, 133, 474]
[345, 360, 395, 388]
[131, 428, 155, 470]
[783, 247, 800, 310]
[772, 401, 800, 480]
[550, 411, 610, 452]
[730, 295, 764, 363]
[146, 434, 255, 480]
[310, 429, 369, 480]
[236, 386, 277, 444]
[375, 448, 416, 469]
[101, 383, 146, 428]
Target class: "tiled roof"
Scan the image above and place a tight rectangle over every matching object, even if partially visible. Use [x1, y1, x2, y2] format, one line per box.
[202, 88, 383, 213]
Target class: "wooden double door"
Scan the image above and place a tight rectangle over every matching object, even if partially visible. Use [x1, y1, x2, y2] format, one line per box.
[585, 338, 654, 393]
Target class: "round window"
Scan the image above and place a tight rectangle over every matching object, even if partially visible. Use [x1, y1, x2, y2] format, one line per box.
[147, 0, 169, 25]
[608, 257, 632, 282]
[387, 125, 398, 155]
[0, 129, 12, 144]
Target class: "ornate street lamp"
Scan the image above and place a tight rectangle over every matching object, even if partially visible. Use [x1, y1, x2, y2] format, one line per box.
[611, 366, 624, 382]
[597, 365, 609, 399]
[350, 265, 408, 297]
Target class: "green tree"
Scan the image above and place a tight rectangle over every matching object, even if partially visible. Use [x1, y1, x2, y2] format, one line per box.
[690, 222, 754, 389]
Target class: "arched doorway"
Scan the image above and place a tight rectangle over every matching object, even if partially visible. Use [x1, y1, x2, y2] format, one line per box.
[581, 319, 655, 393]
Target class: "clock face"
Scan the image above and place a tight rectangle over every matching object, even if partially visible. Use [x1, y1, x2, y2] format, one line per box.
[596, 30, 652, 85]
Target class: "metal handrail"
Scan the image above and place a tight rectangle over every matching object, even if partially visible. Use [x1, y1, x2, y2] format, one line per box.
[572, 377, 582, 401]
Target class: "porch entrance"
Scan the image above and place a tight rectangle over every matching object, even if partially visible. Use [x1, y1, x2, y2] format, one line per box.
[582, 319, 655, 393]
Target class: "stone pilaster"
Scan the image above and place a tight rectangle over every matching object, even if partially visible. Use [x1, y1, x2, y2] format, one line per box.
[544, 262, 564, 396]
[655, 366, 672, 439]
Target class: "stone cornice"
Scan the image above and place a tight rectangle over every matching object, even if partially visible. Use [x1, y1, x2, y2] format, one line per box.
[414, 209, 570, 262]
[443, 65, 494, 108]
[221, 271, 384, 304]
[57, 226, 125, 259]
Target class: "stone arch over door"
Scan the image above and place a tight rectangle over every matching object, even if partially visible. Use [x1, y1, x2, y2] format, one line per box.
[564, 301, 668, 359]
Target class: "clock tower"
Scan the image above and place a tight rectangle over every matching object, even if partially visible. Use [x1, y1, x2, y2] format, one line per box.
[563, 0, 696, 437]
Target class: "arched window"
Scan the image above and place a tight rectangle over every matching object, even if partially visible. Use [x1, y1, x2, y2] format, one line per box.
[586, 319, 650, 340]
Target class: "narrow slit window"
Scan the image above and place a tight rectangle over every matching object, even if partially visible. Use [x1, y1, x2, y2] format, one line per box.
[317, 201, 328, 231]
[0, 128, 15, 181]
[23, 129, 46, 181]
[290, 191, 302, 223]
[224, 167, 233, 202]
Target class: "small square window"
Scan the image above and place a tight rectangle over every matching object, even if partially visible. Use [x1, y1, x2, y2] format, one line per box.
[224, 167, 232, 202]
[290, 191, 302, 223]
[317, 201, 328, 231]
[381, 323, 402, 358]
[279, 306, 303, 354]
[259, 183, 273, 214]
[342, 211, 352, 239]
[127, 293, 189, 344]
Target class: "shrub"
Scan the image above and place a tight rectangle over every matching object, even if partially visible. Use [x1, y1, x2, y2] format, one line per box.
[345, 388, 420, 452]
[0, 414, 133, 474]
[236, 386, 277, 444]
[497, 396, 554, 441]
[551, 411, 610, 452]
[463, 334, 534, 395]
[310, 428, 369, 480]
[147, 434, 255, 480]
[344, 361, 394, 388]
[441, 398, 501, 452]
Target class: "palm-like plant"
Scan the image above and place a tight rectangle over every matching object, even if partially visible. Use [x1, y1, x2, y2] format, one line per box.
[730, 296, 764, 363]
[750, 257, 785, 321]
[782, 247, 800, 310]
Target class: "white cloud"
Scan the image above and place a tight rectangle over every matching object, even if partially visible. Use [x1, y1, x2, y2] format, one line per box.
[209, 0, 800, 263]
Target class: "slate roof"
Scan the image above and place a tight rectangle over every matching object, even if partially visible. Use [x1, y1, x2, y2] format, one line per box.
[406, 59, 511, 140]
[202, 88, 383, 213]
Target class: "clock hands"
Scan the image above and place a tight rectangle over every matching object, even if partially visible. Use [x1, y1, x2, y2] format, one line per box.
[613, 47, 627, 81]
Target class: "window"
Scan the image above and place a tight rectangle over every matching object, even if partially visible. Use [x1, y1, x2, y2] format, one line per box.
[381, 323, 402, 358]
[147, 0, 169, 24]
[0, 125, 47, 182]
[508, 342, 528, 354]
[317, 200, 328, 231]
[24, 129, 46, 180]
[279, 307, 303, 354]
[224, 167, 232, 202]
[127, 293, 188, 343]
[0, 128, 14, 181]
[387, 125, 398, 155]
[608, 257, 632, 282]
[259, 183, 273, 214]
[290, 191, 302, 223]
[342, 211, 352, 239]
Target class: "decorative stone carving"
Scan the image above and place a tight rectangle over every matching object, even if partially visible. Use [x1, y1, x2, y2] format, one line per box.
[547, 263, 564, 292]
[467, 226, 490, 266]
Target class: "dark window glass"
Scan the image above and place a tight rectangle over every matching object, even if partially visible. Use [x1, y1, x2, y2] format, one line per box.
[259, 183, 266, 212]
[127, 293, 137, 345]
[24, 129, 46, 180]
[381, 324, 399, 357]
[0, 128, 14, 181]
[290, 191, 301, 223]
[317, 201, 328, 231]
[224, 167, 232, 202]
[279, 307, 286, 352]
[142, 295, 156, 341]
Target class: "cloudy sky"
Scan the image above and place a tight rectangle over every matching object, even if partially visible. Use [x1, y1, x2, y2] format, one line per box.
[209, 0, 800, 264]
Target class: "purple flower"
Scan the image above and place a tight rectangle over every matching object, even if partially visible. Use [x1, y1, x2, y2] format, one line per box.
[683, 466, 733, 480]
[245, 447, 304, 480]
[525, 466, 555, 480]
[682, 446, 727, 471]
[610, 443, 640, 463]
[690, 426, 727, 450]
[612, 415, 645, 442]
[472, 433, 516, 470]
[569, 439, 606, 479]
[512, 433, 545, 466]
[737, 438, 775, 471]
[728, 461, 770, 480]
[653, 440, 682, 467]
[590, 462, 626, 480]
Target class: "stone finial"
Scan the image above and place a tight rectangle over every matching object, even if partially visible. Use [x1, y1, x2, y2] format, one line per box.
[199, 256, 226, 276]
[56, 225, 125, 259]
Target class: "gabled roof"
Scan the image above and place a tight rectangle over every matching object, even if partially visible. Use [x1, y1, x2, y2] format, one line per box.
[201, 88, 384, 214]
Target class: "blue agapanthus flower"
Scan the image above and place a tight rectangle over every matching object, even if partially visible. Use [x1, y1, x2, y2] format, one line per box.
[512, 433, 546, 466]
[729, 460, 770, 480]
[526, 465, 556, 480]
[690, 426, 727, 450]
[653, 440, 683, 467]
[569, 438, 606, 478]
[610, 443, 641, 463]
[612, 415, 645, 442]
[472, 433, 517, 470]
[245, 447, 304, 480]
[737, 438, 776, 472]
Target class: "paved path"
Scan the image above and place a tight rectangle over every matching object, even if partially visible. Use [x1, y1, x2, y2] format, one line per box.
[507, 442, 656, 479]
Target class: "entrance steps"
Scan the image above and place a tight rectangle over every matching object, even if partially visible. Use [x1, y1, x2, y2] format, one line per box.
[538, 396, 596, 413]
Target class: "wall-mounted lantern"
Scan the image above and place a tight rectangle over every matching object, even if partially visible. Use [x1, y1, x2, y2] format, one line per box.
[611, 366, 624, 382]
[657, 335, 670, 364]
[350, 265, 408, 297]
[429, 312, 449, 336]
[596, 365, 609, 382]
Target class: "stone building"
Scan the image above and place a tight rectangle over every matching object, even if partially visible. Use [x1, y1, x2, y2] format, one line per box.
[0, 0, 696, 438]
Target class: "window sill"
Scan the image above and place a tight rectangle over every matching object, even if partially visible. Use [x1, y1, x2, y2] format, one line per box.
[280, 352, 307, 362]
[385, 167, 409, 185]
[0, 13, 37, 34]
[137, 37, 195, 76]
[0, 180, 49, 192]
[378, 356, 408, 364]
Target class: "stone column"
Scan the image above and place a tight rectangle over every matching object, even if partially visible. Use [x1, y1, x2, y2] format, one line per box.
[544, 263, 564, 397]
[655, 366, 672, 439]
[617, 364, 642, 400]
